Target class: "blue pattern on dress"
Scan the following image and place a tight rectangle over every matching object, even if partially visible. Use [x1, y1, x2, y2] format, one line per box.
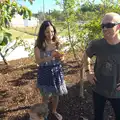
[37, 50, 68, 95]
[40, 50, 60, 66]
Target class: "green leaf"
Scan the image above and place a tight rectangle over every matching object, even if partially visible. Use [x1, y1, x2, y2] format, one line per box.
[28, 0, 33, 4]
[11, 1, 17, 7]
[4, 32, 12, 37]
[27, 9, 32, 17]
[0, 32, 4, 44]
[0, 36, 8, 46]
[18, 8, 24, 15]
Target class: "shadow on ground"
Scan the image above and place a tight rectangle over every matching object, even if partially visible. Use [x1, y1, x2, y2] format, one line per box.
[8, 65, 38, 86]
[58, 82, 115, 120]
[7, 62, 78, 87]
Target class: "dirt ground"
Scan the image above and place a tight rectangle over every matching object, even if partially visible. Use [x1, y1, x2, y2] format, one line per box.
[0, 57, 115, 120]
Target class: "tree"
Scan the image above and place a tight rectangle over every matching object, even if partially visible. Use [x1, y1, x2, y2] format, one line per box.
[0, 0, 32, 64]
[55, 0, 120, 98]
[49, 10, 64, 21]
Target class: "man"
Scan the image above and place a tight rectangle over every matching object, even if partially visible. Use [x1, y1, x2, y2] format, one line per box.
[85, 12, 120, 120]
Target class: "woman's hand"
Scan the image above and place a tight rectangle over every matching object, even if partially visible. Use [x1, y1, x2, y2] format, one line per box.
[51, 50, 64, 59]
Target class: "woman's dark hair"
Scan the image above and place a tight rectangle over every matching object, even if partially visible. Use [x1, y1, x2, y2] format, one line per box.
[35, 20, 59, 51]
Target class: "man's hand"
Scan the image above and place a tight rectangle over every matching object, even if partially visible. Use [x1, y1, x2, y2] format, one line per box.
[86, 73, 97, 85]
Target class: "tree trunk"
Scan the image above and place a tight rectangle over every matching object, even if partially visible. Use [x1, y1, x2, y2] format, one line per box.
[0, 52, 8, 65]
[79, 53, 88, 98]
[79, 67, 84, 98]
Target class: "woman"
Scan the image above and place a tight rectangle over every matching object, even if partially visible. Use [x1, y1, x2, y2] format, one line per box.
[34, 20, 68, 120]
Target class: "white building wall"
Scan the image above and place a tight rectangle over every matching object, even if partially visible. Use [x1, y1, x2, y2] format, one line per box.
[11, 14, 38, 27]
[11, 14, 24, 27]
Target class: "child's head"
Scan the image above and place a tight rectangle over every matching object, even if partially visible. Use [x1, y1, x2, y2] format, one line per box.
[29, 103, 48, 120]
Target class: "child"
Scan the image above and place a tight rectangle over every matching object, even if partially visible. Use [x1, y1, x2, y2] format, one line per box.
[29, 103, 62, 120]
[29, 103, 48, 120]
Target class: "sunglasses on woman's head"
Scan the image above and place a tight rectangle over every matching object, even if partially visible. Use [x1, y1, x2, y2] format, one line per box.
[101, 23, 120, 29]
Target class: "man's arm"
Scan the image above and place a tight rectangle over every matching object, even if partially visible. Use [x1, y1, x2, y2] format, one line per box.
[83, 52, 96, 84]
[84, 40, 97, 84]
[83, 52, 93, 74]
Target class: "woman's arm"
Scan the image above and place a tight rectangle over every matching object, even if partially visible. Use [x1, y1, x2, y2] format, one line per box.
[34, 47, 53, 64]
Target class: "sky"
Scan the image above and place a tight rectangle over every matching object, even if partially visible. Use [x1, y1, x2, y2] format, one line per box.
[18, 0, 101, 14]
[18, 0, 61, 13]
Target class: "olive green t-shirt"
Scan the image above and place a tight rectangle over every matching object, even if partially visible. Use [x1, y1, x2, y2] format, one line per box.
[86, 38, 120, 98]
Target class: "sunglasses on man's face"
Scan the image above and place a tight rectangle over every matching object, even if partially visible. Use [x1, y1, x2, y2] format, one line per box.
[101, 23, 120, 29]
